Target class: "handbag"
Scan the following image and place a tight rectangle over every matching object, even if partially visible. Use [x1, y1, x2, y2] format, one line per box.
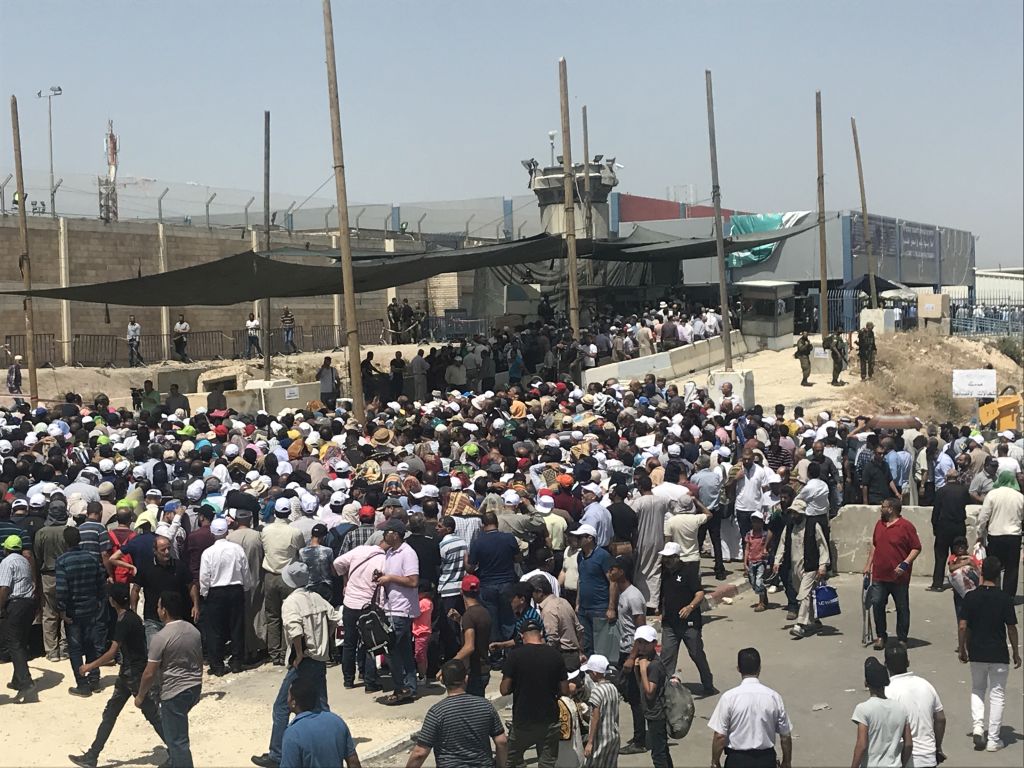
[813, 583, 841, 619]
[357, 583, 394, 655]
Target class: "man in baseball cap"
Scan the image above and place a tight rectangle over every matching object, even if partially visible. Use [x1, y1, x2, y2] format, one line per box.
[0, 533, 34, 693]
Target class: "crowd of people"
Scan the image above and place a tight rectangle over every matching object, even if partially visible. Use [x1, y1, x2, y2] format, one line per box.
[0, 323, 1021, 768]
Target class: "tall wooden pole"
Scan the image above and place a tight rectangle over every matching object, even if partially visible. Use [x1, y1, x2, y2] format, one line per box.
[705, 71, 733, 371]
[10, 96, 38, 405]
[322, 0, 364, 418]
[581, 105, 593, 240]
[851, 117, 877, 309]
[262, 111, 273, 379]
[816, 91, 829, 335]
[558, 58, 580, 339]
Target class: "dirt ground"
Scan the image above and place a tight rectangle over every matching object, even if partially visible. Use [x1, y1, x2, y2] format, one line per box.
[680, 331, 1022, 425]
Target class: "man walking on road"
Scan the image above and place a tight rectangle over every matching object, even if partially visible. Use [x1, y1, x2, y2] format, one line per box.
[929, 469, 969, 591]
[958, 555, 1021, 753]
[56, 526, 107, 696]
[772, 498, 829, 639]
[977, 471, 1023, 598]
[864, 498, 921, 649]
[0, 534, 36, 694]
[136, 591, 203, 768]
[198, 517, 253, 675]
[261, 498, 305, 666]
[68, 583, 165, 768]
[709, 647, 793, 768]
[884, 645, 946, 768]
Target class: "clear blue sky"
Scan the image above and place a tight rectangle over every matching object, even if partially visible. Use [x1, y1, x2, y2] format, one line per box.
[2, 0, 1021, 266]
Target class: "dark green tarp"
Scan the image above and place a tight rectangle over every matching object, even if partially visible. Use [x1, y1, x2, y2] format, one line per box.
[2, 220, 819, 306]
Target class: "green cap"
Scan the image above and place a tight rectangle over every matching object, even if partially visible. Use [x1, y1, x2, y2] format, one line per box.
[2, 534, 22, 551]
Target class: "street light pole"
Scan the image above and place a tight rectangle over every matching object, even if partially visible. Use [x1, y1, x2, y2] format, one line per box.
[705, 70, 733, 371]
[37, 87, 62, 217]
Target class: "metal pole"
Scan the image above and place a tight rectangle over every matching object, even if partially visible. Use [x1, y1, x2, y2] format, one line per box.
[0, 173, 11, 214]
[416, 212, 426, 240]
[322, 0, 364, 418]
[559, 58, 580, 339]
[47, 94, 55, 218]
[52, 178, 62, 216]
[157, 187, 169, 223]
[262, 112, 273, 379]
[705, 70, 733, 371]
[243, 195, 255, 229]
[10, 96, 38, 405]
[284, 201, 295, 233]
[816, 91, 829, 335]
[464, 214, 475, 238]
[205, 192, 217, 229]
[582, 105, 593, 240]
[851, 117, 877, 309]
[355, 208, 364, 235]
[325, 204, 335, 232]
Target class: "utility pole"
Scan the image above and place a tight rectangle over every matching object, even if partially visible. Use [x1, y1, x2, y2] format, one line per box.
[851, 117, 877, 309]
[705, 71, 733, 371]
[262, 111, 273, 380]
[322, 0, 364, 419]
[10, 96, 38, 405]
[558, 58, 580, 339]
[582, 105, 593, 240]
[816, 91, 829, 335]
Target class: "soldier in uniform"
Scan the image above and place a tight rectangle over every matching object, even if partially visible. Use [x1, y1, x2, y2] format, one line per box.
[856, 321, 877, 381]
[824, 328, 847, 387]
[794, 331, 813, 387]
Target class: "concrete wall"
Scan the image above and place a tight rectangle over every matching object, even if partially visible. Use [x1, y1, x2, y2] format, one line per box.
[582, 331, 748, 386]
[830, 504, 979, 577]
[0, 216, 465, 365]
[185, 381, 321, 416]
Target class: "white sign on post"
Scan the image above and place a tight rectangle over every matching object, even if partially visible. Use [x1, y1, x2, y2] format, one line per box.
[952, 369, 996, 399]
[284, 386, 299, 401]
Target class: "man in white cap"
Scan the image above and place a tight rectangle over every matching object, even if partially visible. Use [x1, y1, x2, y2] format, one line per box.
[581, 653, 621, 766]
[772, 498, 830, 639]
[260, 497, 306, 666]
[199, 517, 253, 675]
[6, 354, 23, 405]
[579, 484, 612, 549]
[226, 509, 267, 663]
[658, 541, 715, 697]
[622, 624, 672, 766]
[571, 523, 614, 656]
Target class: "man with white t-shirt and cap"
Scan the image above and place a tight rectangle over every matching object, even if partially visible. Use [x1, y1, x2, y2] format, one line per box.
[883, 645, 946, 767]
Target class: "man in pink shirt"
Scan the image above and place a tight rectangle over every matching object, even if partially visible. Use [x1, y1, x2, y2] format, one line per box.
[376, 519, 420, 704]
[333, 540, 385, 692]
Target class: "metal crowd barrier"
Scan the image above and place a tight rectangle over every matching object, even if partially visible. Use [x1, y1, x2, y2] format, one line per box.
[72, 334, 119, 367]
[310, 325, 342, 351]
[4, 334, 58, 366]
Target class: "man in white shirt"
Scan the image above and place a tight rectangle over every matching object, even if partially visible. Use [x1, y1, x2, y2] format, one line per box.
[172, 314, 191, 362]
[727, 450, 770, 553]
[795, 462, 831, 519]
[126, 315, 143, 367]
[244, 312, 263, 359]
[199, 518, 254, 675]
[884, 646, 945, 767]
[709, 647, 793, 768]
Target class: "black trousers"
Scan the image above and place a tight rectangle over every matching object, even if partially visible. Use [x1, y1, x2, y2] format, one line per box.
[931, 529, 962, 588]
[86, 673, 164, 759]
[1, 597, 35, 689]
[618, 651, 647, 746]
[206, 585, 245, 670]
[439, 595, 464, 661]
[987, 534, 1022, 598]
[725, 747, 777, 768]
[698, 508, 725, 571]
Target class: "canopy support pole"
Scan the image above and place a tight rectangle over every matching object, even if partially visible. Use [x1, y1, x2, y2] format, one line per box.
[323, 0, 364, 418]
[262, 110, 273, 379]
[816, 91, 829, 335]
[10, 95, 38, 405]
[558, 58, 580, 339]
[705, 71, 733, 371]
[851, 116, 878, 310]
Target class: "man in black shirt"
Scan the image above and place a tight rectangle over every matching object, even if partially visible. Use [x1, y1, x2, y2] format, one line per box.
[607, 484, 638, 551]
[69, 583, 164, 768]
[958, 556, 1021, 753]
[861, 445, 899, 505]
[131, 535, 194, 646]
[929, 469, 970, 590]
[658, 545, 715, 695]
[500, 619, 569, 768]
[629, 624, 672, 768]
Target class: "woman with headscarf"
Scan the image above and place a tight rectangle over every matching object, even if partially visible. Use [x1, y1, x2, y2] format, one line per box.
[978, 471, 1023, 597]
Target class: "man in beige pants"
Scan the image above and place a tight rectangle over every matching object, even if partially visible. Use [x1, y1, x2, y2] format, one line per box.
[259, 499, 304, 665]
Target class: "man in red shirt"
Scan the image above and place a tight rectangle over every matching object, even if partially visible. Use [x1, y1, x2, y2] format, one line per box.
[863, 498, 921, 650]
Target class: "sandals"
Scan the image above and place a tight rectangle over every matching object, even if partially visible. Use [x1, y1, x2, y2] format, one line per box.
[379, 689, 415, 706]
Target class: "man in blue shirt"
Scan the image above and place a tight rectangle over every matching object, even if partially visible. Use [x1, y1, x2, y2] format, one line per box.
[468, 511, 519, 644]
[572, 523, 614, 655]
[280, 676, 361, 768]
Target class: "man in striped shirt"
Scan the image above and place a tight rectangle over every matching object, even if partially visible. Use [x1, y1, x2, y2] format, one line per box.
[437, 516, 468, 660]
[55, 527, 107, 696]
[407, 659, 507, 768]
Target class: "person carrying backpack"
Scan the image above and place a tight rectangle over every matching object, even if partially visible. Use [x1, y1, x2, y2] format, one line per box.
[628, 625, 673, 768]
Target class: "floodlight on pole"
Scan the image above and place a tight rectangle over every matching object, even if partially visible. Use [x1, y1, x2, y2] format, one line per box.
[548, 130, 557, 167]
[36, 86, 62, 218]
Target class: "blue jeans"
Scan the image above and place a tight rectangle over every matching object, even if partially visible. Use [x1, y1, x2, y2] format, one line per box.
[387, 615, 417, 695]
[870, 580, 910, 642]
[479, 581, 515, 643]
[747, 562, 768, 594]
[66, 616, 100, 688]
[283, 327, 297, 353]
[341, 606, 379, 687]
[269, 658, 328, 761]
[144, 618, 165, 650]
[579, 610, 606, 656]
[161, 685, 201, 768]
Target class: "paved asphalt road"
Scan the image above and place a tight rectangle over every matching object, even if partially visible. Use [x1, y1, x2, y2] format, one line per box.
[377, 574, 1022, 767]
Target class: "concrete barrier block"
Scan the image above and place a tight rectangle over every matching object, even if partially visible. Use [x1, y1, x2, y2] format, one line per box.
[829, 504, 978, 577]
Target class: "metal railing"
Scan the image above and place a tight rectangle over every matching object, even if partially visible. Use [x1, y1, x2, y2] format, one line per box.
[3, 334, 58, 366]
[72, 334, 119, 367]
[230, 326, 305, 358]
[952, 315, 1024, 338]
